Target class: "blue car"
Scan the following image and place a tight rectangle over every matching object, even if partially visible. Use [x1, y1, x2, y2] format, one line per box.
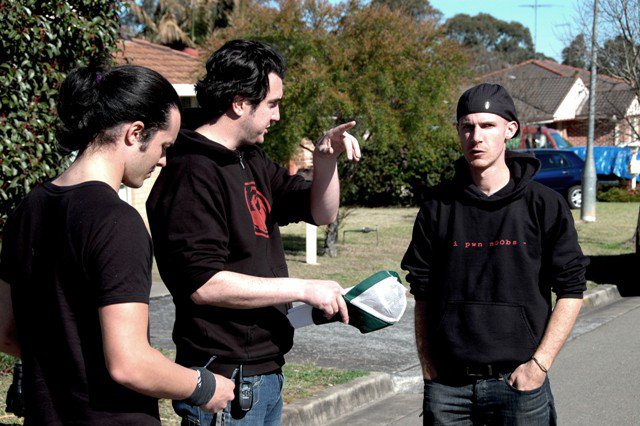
[514, 149, 585, 209]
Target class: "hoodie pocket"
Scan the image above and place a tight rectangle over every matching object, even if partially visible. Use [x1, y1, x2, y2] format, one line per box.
[436, 301, 538, 364]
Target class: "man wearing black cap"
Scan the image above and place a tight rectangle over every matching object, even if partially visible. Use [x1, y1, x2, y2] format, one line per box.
[402, 83, 589, 424]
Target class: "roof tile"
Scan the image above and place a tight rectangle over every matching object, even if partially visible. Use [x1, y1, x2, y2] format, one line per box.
[114, 38, 202, 85]
[478, 59, 636, 123]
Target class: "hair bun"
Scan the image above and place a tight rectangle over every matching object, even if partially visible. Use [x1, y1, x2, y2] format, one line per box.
[56, 67, 104, 152]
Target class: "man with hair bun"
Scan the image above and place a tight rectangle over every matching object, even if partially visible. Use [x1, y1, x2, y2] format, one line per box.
[402, 83, 589, 424]
[0, 65, 234, 425]
[147, 39, 361, 425]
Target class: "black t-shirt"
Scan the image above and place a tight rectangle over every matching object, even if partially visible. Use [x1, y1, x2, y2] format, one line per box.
[0, 181, 160, 425]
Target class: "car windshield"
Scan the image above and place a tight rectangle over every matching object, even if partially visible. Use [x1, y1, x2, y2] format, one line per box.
[536, 152, 570, 169]
[550, 132, 571, 149]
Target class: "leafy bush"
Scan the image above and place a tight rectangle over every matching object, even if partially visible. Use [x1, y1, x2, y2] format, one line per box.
[597, 186, 640, 202]
[0, 0, 122, 232]
[340, 132, 460, 206]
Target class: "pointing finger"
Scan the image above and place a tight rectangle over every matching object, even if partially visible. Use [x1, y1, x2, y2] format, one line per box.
[329, 121, 356, 136]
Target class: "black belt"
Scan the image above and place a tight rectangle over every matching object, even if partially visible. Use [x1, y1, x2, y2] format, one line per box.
[438, 363, 518, 382]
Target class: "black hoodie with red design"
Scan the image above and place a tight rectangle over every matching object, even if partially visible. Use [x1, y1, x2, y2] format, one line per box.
[401, 153, 589, 369]
[146, 110, 314, 376]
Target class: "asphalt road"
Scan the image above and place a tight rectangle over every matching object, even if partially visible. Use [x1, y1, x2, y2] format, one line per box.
[149, 296, 420, 375]
[149, 295, 176, 350]
[552, 297, 640, 425]
[286, 299, 419, 375]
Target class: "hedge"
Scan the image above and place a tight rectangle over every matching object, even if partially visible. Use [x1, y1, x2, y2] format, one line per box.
[0, 0, 122, 232]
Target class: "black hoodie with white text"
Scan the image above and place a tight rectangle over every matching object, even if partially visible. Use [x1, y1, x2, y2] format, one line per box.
[401, 153, 589, 368]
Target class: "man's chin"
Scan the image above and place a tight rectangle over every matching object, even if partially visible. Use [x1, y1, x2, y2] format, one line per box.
[121, 179, 144, 189]
[466, 158, 490, 170]
[242, 137, 264, 145]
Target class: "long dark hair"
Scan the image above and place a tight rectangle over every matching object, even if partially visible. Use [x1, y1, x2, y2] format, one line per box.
[56, 65, 181, 154]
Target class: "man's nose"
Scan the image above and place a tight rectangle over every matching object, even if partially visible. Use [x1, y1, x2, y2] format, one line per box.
[471, 126, 483, 143]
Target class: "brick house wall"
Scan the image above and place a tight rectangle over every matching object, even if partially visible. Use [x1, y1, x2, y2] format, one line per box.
[618, 116, 640, 144]
[561, 115, 640, 147]
[562, 120, 616, 146]
[119, 167, 161, 229]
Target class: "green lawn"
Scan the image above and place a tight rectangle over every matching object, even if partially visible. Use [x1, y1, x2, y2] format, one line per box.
[571, 203, 639, 256]
[282, 207, 418, 286]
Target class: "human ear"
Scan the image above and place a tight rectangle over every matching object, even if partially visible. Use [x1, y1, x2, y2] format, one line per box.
[231, 95, 246, 116]
[124, 121, 145, 146]
[505, 121, 518, 140]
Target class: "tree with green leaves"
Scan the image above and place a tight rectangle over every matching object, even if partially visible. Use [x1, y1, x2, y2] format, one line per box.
[0, 0, 122, 232]
[332, 1, 463, 206]
[204, 0, 346, 164]
[444, 13, 538, 73]
[562, 33, 589, 69]
[122, 0, 240, 47]
[204, 0, 466, 254]
[371, 0, 441, 21]
[600, 35, 637, 78]
[208, 0, 464, 203]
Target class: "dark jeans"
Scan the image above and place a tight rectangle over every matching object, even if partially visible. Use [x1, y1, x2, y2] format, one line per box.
[173, 371, 284, 426]
[423, 374, 557, 425]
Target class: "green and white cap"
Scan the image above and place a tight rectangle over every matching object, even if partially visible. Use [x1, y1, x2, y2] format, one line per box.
[287, 270, 407, 334]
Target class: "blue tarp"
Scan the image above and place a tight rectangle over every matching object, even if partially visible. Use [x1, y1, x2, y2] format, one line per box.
[568, 146, 640, 180]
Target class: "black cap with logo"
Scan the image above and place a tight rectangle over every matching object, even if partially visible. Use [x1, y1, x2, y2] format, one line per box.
[456, 83, 520, 138]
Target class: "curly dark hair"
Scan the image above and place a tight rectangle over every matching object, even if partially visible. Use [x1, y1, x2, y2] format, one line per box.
[195, 40, 286, 119]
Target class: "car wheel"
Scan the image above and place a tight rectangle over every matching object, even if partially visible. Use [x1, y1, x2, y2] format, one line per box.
[567, 185, 582, 209]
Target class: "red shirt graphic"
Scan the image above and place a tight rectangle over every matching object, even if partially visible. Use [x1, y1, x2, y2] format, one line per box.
[244, 182, 271, 238]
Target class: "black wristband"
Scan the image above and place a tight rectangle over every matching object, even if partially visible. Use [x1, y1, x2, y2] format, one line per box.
[184, 367, 217, 406]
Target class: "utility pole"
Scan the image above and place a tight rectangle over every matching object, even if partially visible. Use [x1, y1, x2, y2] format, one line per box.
[191, 0, 195, 41]
[582, 0, 599, 222]
[519, 1, 555, 52]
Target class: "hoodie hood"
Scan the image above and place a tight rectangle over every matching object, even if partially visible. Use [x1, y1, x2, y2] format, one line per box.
[453, 151, 540, 208]
[169, 108, 253, 166]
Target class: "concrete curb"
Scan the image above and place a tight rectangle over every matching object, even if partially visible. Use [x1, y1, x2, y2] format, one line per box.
[281, 372, 394, 426]
[150, 281, 170, 299]
[581, 284, 621, 313]
[280, 284, 624, 425]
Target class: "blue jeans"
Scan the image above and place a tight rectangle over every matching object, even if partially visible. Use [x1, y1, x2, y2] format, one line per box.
[423, 374, 557, 425]
[173, 371, 284, 426]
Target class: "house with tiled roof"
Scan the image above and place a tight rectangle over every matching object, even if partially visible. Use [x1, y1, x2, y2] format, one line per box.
[113, 38, 204, 224]
[478, 59, 640, 147]
[114, 38, 202, 107]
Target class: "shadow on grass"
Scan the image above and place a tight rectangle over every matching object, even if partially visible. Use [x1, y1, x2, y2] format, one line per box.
[586, 253, 640, 296]
[282, 234, 306, 255]
[282, 234, 330, 261]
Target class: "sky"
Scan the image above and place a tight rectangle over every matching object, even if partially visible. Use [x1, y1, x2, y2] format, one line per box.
[428, 0, 584, 61]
